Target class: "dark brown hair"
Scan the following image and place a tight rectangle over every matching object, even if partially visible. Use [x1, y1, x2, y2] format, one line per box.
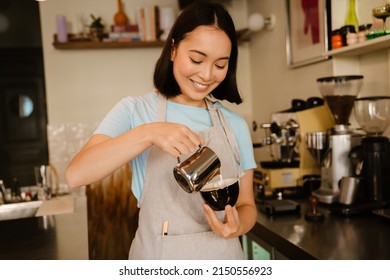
[153, 1, 242, 104]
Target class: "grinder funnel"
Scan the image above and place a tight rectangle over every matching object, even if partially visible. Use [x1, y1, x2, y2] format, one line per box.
[305, 132, 328, 167]
[316, 75, 363, 127]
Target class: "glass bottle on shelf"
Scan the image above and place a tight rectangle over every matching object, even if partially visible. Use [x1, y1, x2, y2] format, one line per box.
[114, 0, 129, 26]
[345, 0, 359, 35]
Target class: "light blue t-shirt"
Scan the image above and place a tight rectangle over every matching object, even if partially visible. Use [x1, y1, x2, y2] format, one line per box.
[94, 92, 256, 202]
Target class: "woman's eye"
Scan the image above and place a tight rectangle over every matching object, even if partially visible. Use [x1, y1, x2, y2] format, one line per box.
[215, 64, 226, 69]
[190, 58, 201, 64]
[189, 57, 226, 69]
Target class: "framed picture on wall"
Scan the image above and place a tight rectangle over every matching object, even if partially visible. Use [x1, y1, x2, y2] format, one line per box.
[285, 0, 331, 68]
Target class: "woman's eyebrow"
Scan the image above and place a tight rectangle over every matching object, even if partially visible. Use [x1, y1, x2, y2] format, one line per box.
[189, 49, 230, 60]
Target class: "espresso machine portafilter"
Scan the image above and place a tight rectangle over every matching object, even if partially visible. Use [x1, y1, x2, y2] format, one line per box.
[260, 120, 299, 163]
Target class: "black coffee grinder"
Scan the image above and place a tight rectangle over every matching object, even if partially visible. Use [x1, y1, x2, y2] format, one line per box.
[346, 96, 390, 213]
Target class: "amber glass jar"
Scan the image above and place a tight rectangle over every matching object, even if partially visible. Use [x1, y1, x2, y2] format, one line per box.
[331, 29, 343, 49]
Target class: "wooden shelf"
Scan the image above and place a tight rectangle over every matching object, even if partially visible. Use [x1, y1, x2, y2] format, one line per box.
[52, 34, 249, 50]
[53, 40, 165, 50]
[324, 35, 390, 57]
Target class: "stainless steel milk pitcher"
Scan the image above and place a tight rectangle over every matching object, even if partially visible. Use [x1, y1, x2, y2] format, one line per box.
[173, 146, 221, 193]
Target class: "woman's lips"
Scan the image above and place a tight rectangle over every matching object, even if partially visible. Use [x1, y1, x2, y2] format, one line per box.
[191, 79, 209, 90]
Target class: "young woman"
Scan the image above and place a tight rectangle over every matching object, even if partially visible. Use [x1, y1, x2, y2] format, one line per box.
[66, 1, 257, 259]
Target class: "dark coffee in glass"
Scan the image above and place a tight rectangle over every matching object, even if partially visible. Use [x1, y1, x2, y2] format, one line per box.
[200, 181, 239, 211]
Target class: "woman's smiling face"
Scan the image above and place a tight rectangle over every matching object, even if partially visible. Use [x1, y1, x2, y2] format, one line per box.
[170, 25, 231, 107]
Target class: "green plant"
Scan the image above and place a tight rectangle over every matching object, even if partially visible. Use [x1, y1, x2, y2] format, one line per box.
[89, 14, 104, 29]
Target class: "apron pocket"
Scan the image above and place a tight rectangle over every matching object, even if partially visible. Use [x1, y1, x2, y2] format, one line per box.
[155, 231, 243, 260]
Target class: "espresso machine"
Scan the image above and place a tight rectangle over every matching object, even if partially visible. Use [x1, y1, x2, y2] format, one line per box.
[347, 96, 390, 211]
[255, 98, 334, 198]
[312, 75, 364, 204]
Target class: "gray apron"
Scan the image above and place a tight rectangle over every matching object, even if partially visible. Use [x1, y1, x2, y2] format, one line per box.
[128, 94, 243, 260]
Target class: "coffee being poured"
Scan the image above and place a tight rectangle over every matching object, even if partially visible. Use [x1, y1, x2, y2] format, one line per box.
[173, 146, 239, 210]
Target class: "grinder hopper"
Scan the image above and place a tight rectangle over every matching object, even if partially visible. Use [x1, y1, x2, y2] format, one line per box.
[316, 75, 363, 131]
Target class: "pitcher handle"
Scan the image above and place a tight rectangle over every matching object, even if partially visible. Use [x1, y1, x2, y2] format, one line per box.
[176, 145, 203, 164]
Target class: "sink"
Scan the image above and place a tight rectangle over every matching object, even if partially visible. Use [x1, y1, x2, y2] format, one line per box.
[0, 201, 43, 221]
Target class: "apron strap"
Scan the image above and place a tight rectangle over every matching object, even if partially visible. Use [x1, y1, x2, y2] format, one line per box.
[157, 93, 167, 122]
[205, 98, 241, 167]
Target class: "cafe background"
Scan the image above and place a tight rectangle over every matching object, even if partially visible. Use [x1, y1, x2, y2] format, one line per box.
[1, 0, 390, 191]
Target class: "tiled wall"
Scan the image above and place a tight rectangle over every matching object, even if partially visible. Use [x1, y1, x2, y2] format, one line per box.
[47, 123, 98, 185]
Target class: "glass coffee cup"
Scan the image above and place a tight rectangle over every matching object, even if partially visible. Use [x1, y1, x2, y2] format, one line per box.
[200, 176, 239, 211]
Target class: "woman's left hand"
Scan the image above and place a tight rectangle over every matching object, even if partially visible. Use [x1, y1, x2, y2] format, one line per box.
[203, 204, 242, 238]
[203, 170, 257, 239]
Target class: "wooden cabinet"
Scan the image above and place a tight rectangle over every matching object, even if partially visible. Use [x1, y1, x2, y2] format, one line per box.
[86, 164, 139, 260]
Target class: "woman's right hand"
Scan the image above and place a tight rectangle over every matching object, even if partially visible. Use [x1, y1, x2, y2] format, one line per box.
[66, 122, 204, 188]
[146, 122, 204, 157]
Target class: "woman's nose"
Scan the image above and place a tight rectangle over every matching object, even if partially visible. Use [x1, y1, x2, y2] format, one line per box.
[198, 65, 213, 81]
